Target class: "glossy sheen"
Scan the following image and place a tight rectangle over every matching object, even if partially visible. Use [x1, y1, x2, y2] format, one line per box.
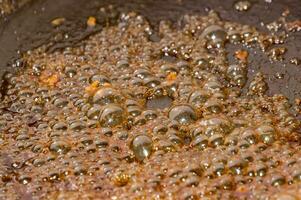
[168, 104, 197, 124]
[0, 7, 300, 200]
[131, 135, 153, 161]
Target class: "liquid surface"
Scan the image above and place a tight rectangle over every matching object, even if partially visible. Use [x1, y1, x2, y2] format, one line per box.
[0, 7, 301, 200]
[1, 0, 301, 102]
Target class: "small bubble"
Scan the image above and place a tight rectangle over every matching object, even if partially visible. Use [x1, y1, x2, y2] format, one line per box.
[93, 88, 122, 105]
[112, 172, 131, 187]
[18, 175, 32, 185]
[131, 135, 153, 161]
[271, 174, 286, 186]
[99, 104, 125, 127]
[234, 0, 252, 12]
[49, 140, 71, 154]
[168, 104, 197, 125]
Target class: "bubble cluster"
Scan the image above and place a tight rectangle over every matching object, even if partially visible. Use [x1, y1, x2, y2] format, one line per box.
[0, 10, 300, 200]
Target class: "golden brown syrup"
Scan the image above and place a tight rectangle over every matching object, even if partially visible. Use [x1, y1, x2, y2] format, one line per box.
[0, 10, 301, 200]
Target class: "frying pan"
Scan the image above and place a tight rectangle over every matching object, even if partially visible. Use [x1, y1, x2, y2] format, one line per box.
[0, 0, 300, 106]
